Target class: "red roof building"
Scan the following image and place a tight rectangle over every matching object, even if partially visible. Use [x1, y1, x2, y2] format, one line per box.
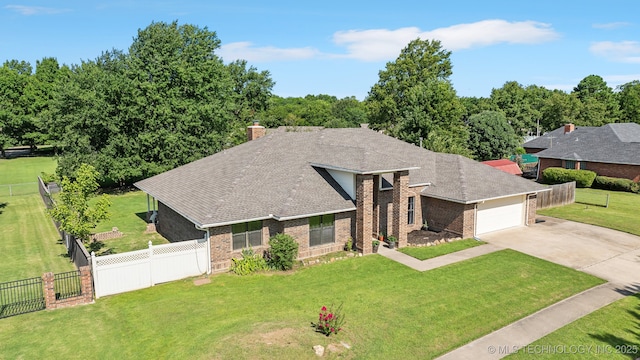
[482, 159, 523, 176]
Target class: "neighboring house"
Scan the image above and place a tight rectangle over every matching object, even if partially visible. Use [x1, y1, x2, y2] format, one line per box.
[524, 123, 640, 182]
[482, 159, 523, 176]
[135, 124, 548, 272]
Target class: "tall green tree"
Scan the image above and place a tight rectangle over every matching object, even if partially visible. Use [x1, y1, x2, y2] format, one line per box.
[617, 80, 640, 124]
[48, 164, 111, 243]
[51, 21, 273, 185]
[467, 111, 520, 161]
[366, 39, 469, 155]
[540, 90, 582, 132]
[572, 75, 619, 126]
[490, 81, 537, 136]
[0, 61, 31, 155]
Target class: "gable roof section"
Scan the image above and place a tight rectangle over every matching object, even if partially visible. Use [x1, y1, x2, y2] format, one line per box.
[524, 123, 640, 166]
[421, 153, 545, 203]
[482, 159, 523, 176]
[136, 128, 547, 227]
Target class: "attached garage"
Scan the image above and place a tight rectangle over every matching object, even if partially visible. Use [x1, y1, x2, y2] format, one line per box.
[475, 195, 526, 236]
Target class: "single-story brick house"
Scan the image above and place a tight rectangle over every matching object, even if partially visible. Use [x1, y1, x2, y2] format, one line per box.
[524, 123, 640, 182]
[135, 124, 547, 272]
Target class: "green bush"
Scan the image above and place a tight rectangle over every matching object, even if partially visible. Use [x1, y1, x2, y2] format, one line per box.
[593, 176, 640, 193]
[266, 233, 299, 271]
[230, 248, 269, 276]
[542, 167, 597, 188]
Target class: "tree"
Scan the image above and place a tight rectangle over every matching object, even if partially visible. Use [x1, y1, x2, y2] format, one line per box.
[50, 21, 269, 185]
[48, 164, 111, 243]
[366, 39, 470, 155]
[572, 75, 619, 125]
[540, 90, 581, 132]
[467, 111, 520, 161]
[618, 80, 640, 124]
[490, 81, 537, 136]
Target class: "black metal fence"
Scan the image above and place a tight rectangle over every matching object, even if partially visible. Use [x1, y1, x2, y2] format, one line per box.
[53, 271, 82, 300]
[38, 176, 91, 269]
[0, 277, 45, 319]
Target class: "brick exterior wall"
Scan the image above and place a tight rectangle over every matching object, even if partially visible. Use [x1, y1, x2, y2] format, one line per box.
[209, 212, 354, 273]
[424, 197, 476, 238]
[356, 174, 374, 254]
[157, 202, 205, 242]
[526, 194, 537, 225]
[583, 161, 640, 182]
[392, 171, 409, 248]
[42, 266, 93, 310]
[539, 158, 640, 182]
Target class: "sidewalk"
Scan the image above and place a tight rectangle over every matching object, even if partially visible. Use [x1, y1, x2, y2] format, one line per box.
[377, 242, 502, 272]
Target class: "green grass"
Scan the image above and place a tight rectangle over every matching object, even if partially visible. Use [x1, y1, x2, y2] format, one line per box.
[0, 250, 603, 359]
[92, 189, 169, 253]
[398, 239, 486, 260]
[508, 294, 640, 359]
[0, 156, 57, 196]
[0, 157, 75, 280]
[0, 195, 75, 280]
[539, 188, 640, 236]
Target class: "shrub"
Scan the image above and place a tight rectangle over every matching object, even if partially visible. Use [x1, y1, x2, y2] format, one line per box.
[267, 233, 299, 271]
[230, 248, 269, 275]
[593, 176, 640, 193]
[542, 167, 597, 188]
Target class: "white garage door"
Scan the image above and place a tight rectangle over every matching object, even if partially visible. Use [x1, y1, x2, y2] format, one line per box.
[476, 195, 525, 235]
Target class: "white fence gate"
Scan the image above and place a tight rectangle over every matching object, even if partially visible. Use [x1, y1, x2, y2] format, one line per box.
[92, 238, 210, 298]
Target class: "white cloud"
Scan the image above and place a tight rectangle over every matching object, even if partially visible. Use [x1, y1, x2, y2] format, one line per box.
[592, 22, 631, 30]
[220, 19, 559, 63]
[332, 20, 559, 61]
[218, 41, 319, 62]
[590, 41, 640, 63]
[5, 5, 70, 15]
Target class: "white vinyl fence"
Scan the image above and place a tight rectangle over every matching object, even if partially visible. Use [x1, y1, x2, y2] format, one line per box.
[92, 238, 210, 298]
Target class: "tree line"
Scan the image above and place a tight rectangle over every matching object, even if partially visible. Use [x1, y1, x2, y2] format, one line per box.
[1, 21, 638, 186]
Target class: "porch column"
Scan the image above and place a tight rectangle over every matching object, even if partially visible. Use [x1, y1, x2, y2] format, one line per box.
[356, 174, 374, 254]
[372, 175, 380, 238]
[392, 170, 409, 248]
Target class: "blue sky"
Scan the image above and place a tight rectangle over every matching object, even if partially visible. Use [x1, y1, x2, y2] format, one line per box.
[2, 1, 639, 99]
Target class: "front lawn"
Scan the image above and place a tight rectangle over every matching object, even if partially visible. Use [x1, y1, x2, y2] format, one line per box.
[399, 239, 485, 260]
[0, 250, 604, 359]
[508, 294, 640, 359]
[92, 190, 169, 253]
[539, 188, 640, 236]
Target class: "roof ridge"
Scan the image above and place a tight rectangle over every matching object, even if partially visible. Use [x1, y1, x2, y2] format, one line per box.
[456, 155, 469, 201]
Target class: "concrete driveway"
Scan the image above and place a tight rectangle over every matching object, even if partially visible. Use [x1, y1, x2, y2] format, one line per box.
[478, 216, 640, 289]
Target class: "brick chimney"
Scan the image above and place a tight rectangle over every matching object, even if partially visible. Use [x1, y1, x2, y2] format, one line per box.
[247, 120, 266, 141]
[564, 123, 575, 134]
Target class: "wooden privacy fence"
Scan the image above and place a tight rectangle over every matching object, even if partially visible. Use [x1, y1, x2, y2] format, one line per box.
[92, 238, 211, 298]
[537, 181, 576, 209]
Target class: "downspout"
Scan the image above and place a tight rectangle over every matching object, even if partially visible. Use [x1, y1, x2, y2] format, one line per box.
[195, 225, 212, 275]
[473, 203, 480, 241]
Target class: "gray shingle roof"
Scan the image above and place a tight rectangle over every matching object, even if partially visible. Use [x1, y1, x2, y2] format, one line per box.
[135, 128, 546, 227]
[523, 123, 640, 165]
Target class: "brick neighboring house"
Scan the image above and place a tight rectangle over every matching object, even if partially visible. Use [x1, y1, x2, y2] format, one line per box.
[135, 124, 547, 272]
[524, 123, 640, 182]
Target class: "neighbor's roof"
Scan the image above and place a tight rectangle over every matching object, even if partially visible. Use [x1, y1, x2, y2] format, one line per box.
[482, 159, 523, 176]
[135, 128, 547, 228]
[523, 123, 640, 166]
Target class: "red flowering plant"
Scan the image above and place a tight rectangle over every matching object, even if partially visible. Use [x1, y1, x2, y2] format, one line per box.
[311, 303, 345, 336]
